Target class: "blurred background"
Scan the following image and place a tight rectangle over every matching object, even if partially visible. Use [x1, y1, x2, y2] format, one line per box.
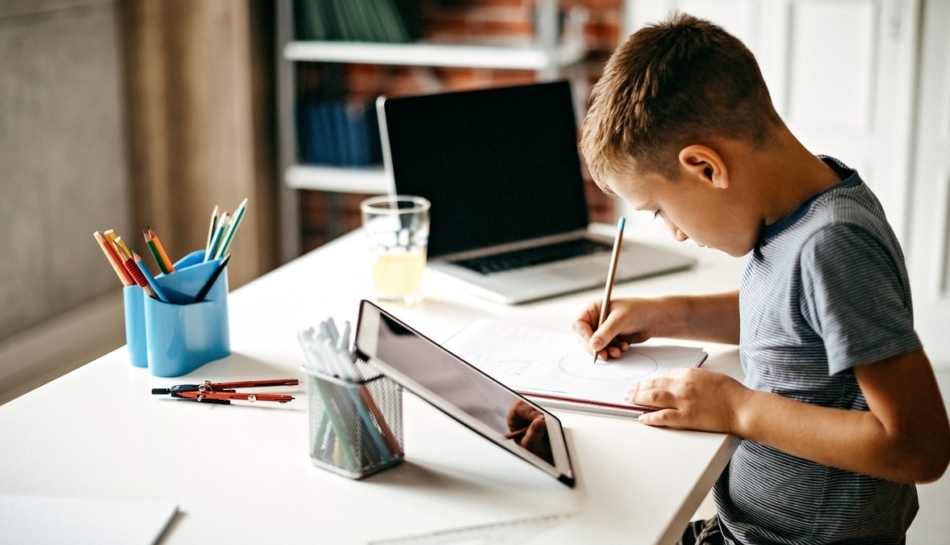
[1, 0, 948, 401]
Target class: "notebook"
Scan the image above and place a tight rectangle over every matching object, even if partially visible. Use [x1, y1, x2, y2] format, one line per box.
[444, 319, 707, 418]
[376, 80, 696, 304]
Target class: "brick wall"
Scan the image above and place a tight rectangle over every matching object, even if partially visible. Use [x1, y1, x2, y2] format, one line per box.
[298, 0, 622, 252]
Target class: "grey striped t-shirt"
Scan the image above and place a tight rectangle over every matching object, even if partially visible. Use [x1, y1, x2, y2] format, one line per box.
[714, 157, 922, 544]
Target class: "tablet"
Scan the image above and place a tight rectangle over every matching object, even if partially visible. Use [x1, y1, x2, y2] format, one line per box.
[354, 300, 575, 487]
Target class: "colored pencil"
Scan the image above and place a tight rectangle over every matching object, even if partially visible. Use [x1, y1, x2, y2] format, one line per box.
[113, 238, 157, 299]
[205, 212, 229, 262]
[94, 231, 134, 286]
[144, 227, 175, 274]
[215, 198, 247, 259]
[193, 254, 230, 303]
[134, 253, 170, 303]
[205, 205, 219, 250]
[593, 217, 626, 364]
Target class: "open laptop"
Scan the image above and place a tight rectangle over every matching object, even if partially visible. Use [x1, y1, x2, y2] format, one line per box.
[377, 80, 695, 304]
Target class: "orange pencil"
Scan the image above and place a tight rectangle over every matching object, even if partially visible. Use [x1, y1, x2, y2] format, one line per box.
[144, 227, 175, 274]
[93, 231, 133, 286]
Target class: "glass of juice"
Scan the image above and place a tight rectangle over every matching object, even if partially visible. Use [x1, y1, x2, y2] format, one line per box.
[360, 195, 430, 305]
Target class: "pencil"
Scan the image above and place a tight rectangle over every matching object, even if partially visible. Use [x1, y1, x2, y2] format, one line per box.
[94, 231, 134, 286]
[205, 212, 229, 262]
[205, 205, 219, 251]
[144, 227, 175, 274]
[593, 217, 626, 364]
[103, 229, 130, 261]
[193, 253, 230, 303]
[113, 238, 157, 299]
[505, 426, 529, 440]
[134, 252, 170, 303]
[215, 197, 247, 259]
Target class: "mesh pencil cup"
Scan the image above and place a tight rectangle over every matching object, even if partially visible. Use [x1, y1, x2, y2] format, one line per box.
[304, 360, 404, 479]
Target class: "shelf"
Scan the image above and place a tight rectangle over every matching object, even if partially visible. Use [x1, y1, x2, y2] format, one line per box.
[284, 164, 390, 194]
[283, 39, 587, 71]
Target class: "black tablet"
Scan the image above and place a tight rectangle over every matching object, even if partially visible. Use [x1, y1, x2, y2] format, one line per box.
[354, 300, 575, 487]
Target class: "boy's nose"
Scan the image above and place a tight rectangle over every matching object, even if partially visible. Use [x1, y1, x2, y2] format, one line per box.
[661, 217, 689, 241]
[668, 225, 688, 242]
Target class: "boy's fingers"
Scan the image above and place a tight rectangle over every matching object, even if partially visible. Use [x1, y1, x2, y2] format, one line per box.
[625, 379, 675, 406]
[638, 409, 677, 427]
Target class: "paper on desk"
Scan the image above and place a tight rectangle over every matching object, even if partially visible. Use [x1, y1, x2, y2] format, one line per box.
[0, 495, 178, 545]
[444, 320, 706, 409]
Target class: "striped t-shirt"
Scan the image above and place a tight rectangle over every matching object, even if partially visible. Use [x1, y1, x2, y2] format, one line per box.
[714, 157, 922, 544]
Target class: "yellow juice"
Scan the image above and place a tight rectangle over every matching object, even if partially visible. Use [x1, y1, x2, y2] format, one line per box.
[370, 250, 426, 301]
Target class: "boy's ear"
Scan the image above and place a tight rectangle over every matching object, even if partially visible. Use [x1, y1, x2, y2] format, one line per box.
[678, 145, 729, 189]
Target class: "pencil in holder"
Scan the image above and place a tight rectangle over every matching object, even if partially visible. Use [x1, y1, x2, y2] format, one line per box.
[304, 360, 404, 479]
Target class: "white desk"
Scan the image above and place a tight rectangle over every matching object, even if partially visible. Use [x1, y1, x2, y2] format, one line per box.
[0, 228, 745, 544]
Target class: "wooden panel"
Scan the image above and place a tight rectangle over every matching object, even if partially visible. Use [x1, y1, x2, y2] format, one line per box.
[121, 0, 278, 289]
[786, 0, 878, 131]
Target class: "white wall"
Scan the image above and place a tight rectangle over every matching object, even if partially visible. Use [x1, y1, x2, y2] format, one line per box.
[619, 0, 949, 367]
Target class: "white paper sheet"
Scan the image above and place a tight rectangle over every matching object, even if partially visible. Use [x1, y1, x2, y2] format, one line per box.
[0, 495, 178, 545]
[444, 320, 706, 409]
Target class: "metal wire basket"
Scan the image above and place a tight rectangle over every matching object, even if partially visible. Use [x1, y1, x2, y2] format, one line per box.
[304, 359, 403, 479]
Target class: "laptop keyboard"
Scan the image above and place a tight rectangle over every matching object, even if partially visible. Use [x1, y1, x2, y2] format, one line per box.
[453, 238, 612, 274]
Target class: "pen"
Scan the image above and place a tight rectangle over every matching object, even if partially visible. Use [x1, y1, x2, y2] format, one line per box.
[593, 217, 625, 364]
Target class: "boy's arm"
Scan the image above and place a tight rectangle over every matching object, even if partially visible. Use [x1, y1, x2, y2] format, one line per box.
[629, 349, 950, 483]
[574, 291, 739, 359]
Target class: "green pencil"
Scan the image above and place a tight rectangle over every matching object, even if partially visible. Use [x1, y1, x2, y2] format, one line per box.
[215, 198, 247, 259]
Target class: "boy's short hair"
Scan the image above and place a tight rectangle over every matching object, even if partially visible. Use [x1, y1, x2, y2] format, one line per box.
[581, 12, 783, 184]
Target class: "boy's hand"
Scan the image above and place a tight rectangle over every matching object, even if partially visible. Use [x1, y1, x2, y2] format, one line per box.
[572, 298, 667, 360]
[625, 368, 751, 433]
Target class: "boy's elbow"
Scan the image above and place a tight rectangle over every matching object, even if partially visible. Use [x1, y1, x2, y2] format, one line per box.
[905, 425, 950, 484]
[915, 438, 950, 484]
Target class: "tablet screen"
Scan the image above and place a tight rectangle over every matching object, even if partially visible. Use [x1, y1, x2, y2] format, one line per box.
[354, 300, 574, 486]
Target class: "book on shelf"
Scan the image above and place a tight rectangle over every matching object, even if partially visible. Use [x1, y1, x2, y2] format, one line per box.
[294, 0, 421, 43]
[296, 98, 382, 168]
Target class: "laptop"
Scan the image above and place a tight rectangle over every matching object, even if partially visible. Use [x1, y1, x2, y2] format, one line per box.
[376, 80, 695, 304]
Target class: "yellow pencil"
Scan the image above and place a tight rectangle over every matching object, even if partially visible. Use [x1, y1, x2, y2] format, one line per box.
[93, 231, 133, 286]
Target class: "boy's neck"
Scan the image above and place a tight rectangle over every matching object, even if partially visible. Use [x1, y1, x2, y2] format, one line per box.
[752, 127, 843, 227]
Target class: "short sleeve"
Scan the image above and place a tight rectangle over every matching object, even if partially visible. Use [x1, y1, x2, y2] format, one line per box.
[799, 224, 921, 375]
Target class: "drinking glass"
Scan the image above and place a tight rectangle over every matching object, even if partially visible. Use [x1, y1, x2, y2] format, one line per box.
[360, 195, 430, 304]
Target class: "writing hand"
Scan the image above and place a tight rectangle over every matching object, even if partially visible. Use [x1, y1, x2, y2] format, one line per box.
[572, 297, 664, 361]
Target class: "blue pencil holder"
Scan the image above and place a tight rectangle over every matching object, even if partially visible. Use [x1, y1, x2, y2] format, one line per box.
[124, 285, 148, 368]
[123, 250, 231, 377]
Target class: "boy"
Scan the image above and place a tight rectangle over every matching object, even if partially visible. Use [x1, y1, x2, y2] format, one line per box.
[574, 13, 950, 545]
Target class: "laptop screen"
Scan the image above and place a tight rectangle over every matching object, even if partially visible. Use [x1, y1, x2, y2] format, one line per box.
[379, 81, 590, 258]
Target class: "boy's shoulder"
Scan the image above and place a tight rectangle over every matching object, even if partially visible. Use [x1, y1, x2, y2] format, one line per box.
[761, 159, 898, 261]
